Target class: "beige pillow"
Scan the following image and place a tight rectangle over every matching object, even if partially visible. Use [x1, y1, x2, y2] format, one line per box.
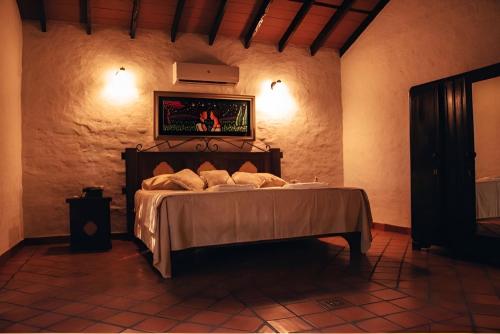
[141, 174, 184, 191]
[232, 172, 287, 188]
[232, 172, 265, 188]
[200, 170, 235, 188]
[258, 173, 287, 188]
[169, 169, 206, 191]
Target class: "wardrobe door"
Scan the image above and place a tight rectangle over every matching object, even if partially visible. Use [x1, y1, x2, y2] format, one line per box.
[410, 83, 443, 248]
[441, 78, 476, 246]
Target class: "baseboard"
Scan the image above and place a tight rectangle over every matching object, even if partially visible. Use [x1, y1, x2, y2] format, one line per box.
[0, 240, 25, 265]
[23, 232, 130, 245]
[373, 222, 411, 235]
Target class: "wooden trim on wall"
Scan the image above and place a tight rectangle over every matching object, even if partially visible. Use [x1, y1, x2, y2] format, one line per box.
[373, 222, 411, 235]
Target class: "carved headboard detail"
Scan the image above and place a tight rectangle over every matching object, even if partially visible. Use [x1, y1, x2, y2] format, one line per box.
[121, 148, 283, 235]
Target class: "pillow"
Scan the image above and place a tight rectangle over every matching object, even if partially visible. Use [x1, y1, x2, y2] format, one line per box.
[142, 169, 205, 191]
[169, 169, 206, 191]
[199, 170, 235, 188]
[232, 172, 265, 188]
[258, 173, 287, 188]
[232, 172, 287, 188]
[141, 174, 184, 191]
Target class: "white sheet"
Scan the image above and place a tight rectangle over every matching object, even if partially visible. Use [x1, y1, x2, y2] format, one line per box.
[135, 187, 373, 278]
[476, 178, 500, 219]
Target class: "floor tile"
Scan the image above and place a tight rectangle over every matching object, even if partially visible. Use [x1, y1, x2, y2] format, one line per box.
[23, 312, 68, 328]
[473, 314, 500, 330]
[188, 310, 231, 326]
[254, 305, 295, 320]
[356, 317, 403, 332]
[222, 314, 263, 332]
[285, 300, 325, 316]
[385, 310, 431, 328]
[268, 316, 314, 333]
[103, 311, 147, 327]
[302, 310, 345, 329]
[370, 288, 407, 300]
[362, 301, 405, 316]
[320, 323, 363, 333]
[332, 306, 376, 322]
[48, 317, 94, 332]
[82, 322, 124, 333]
[133, 316, 177, 332]
[158, 305, 198, 321]
[168, 321, 212, 333]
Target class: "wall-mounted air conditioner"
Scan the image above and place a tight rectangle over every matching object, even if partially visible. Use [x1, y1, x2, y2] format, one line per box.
[173, 62, 239, 85]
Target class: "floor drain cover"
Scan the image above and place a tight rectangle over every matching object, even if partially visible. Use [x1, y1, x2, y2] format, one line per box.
[318, 296, 351, 310]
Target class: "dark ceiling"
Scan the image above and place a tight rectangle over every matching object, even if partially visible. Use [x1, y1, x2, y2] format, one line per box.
[17, 0, 389, 56]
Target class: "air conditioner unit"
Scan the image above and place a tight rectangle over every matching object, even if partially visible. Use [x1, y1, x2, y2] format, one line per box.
[173, 62, 239, 85]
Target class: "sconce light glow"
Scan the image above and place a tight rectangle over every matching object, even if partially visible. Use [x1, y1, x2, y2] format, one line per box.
[257, 80, 297, 122]
[102, 67, 138, 104]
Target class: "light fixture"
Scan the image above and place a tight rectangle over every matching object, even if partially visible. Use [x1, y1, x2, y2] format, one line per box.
[116, 66, 126, 75]
[271, 79, 282, 90]
[102, 66, 138, 104]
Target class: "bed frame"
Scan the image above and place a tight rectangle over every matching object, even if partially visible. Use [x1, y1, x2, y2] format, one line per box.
[121, 147, 362, 255]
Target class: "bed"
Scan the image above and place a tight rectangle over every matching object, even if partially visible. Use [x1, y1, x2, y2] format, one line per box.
[476, 177, 500, 238]
[122, 147, 373, 278]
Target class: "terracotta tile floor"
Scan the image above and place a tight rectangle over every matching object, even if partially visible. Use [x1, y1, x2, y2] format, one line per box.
[0, 230, 499, 333]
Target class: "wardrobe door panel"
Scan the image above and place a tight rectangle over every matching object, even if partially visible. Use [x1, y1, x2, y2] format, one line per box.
[441, 78, 476, 245]
[410, 83, 443, 247]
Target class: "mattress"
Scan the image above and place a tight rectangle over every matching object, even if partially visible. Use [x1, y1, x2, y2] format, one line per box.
[134, 186, 373, 278]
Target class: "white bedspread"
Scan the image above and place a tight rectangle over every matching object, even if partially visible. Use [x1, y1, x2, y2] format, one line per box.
[135, 187, 373, 278]
[476, 178, 500, 219]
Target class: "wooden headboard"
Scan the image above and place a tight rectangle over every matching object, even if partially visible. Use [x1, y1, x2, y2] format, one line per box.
[121, 148, 283, 235]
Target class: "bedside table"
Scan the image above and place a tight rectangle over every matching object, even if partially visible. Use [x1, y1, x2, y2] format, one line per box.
[66, 197, 112, 251]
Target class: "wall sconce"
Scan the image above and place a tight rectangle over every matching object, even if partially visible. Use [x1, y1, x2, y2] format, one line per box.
[271, 79, 282, 90]
[102, 66, 138, 104]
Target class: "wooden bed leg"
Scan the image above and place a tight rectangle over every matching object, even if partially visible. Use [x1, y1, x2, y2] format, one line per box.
[344, 232, 362, 257]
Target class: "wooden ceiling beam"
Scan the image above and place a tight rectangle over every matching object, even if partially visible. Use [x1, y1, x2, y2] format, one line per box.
[80, 0, 92, 34]
[171, 0, 185, 42]
[129, 0, 140, 39]
[310, 0, 353, 56]
[340, 0, 390, 56]
[38, 0, 47, 32]
[289, 0, 371, 15]
[243, 0, 273, 49]
[278, 0, 313, 52]
[209, 0, 228, 46]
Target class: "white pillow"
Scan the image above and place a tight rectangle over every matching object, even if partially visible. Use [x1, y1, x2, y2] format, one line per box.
[199, 170, 235, 188]
[142, 169, 205, 191]
[141, 174, 184, 191]
[231, 172, 287, 188]
[169, 169, 206, 191]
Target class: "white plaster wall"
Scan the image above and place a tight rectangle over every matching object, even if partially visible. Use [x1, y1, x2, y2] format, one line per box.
[341, 0, 500, 227]
[473, 76, 500, 179]
[0, 0, 24, 254]
[22, 22, 343, 236]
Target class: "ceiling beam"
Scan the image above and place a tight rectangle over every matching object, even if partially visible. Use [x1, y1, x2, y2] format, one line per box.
[38, 0, 47, 32]
[340, 0, 390, 56]
[243, 0, 273, 49]
[310, 0, 353, 56]
[171, 0, 185, 42]
[278, 0, 313, 52]
[129, 0, 140, 38]
[289, 0, 371, 15]
[209, 0, 228, 45]
[80, 0, 92, 34]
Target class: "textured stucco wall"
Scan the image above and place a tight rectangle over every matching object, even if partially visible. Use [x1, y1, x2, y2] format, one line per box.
[341, 0, 500, 227]
[22, 21, 343, 237]
[473, 76, 500, 179]
[0, 0, 24, 254]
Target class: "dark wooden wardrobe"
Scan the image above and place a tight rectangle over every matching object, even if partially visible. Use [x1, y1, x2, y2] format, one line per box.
[410, 63, 500, 251]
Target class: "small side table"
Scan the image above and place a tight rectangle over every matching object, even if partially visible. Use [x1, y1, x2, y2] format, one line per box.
[66, 197, 112, 252]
